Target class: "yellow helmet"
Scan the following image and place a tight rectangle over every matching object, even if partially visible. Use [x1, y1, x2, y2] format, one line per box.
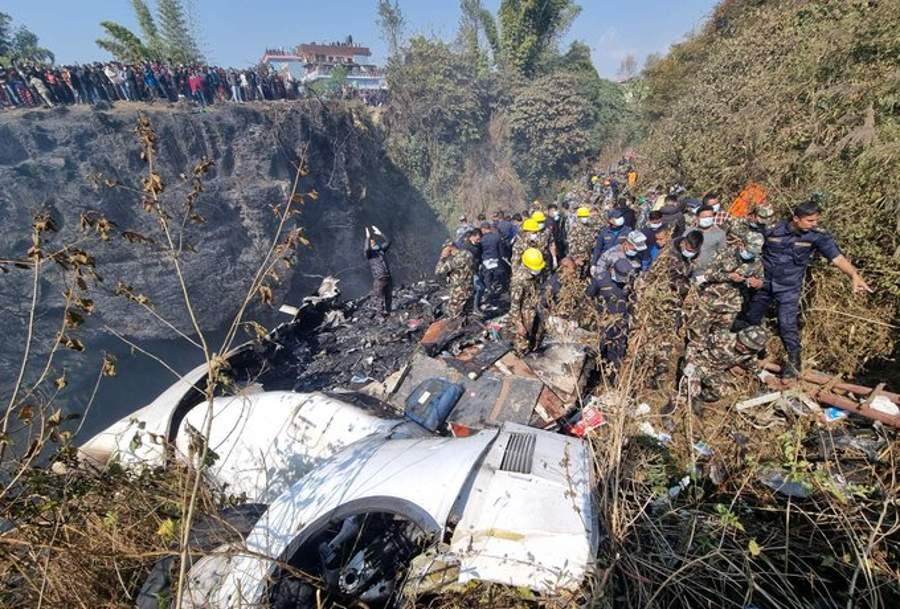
[522, 218, 541, 232]
[522, 248, 546, 272]
[591, 175, 600, 184]
[576, 206, 591, 218]
[531, 210, 547, 223]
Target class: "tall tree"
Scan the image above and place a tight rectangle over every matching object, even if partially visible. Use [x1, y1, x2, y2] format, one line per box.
[96, 21, 150, 63]
[376, 0, 405, 58]
[157, 0, 202, 64]
[131, 0, 163, 58]
[458, 0, 481, 60]
[497, 0, 579, 77]
[617, 53, 638, 80]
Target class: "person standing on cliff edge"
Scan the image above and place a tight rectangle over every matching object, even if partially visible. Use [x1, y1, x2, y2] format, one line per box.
[365, 225, 393, 318]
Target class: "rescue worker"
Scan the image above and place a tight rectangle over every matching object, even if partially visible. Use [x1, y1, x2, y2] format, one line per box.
[435, 240, 475, 319]
[547, 203, 568, 260]
[728, 201, 776, 243]
[454, 215, 473, 246]
[588, 258, 634, 368]
[479, 222, 503, 304]
[591, 208, 632, 266]
[736, 199, 872, 378]
[591, 230, 648, 280]
[510, 248, 549, 355]
[511, 217, 551, 271]
[566, 206, 598, 274]
[364, 226, 392, 317]
[685, 232, 764, 351]
[683, 325, 769, 405]
[461, 228, 484, 311]
[530, 210, 557, 266]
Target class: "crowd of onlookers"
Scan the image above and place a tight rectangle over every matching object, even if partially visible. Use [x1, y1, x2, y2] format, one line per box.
[0, 61, 389, 110]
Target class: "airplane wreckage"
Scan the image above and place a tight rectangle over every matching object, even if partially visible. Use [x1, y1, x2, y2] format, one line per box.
[79, 278, 900, 608]
[80, 278, 601, 608]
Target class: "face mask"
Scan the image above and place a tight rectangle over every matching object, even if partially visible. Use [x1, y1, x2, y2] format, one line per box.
[579, 217, 589, 225]
[681, 248, 697, 259]
[647, 222, 662, 230]
[611, 217, 625, 227]
[739, 250, 755, 261]
[371, 244, 380, 251]
[552, 212, 560, 220]
[529, 269, 542, 277]
[625, 249, 638, 257]
[748, 221, 761, 230]
[698, 217, 714, 229]
[711, 203, 721, 212]
[538, 222, 545, 230]
[528, 233, 539, 242]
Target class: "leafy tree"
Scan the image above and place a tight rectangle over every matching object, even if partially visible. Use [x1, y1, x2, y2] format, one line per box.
[157, 0, 203, 64]
[376, 0, 405, 58]
[504, 71, 594, 188]
[497, 0, 580, 77]
[132, 0, 163, 58]
[385, 36, 489, 214]
[617, 53, 638, 79]
[9, 27, 54, 65]
[458, 0, 492, 74]
[96, 21, 151, 63]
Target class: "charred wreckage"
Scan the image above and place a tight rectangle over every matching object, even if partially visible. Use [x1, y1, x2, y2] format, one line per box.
[79, 278, 603, 608]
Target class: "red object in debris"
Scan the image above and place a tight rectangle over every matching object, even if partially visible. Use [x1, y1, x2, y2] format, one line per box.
[566, 406, 606, 437]
[449, 422, 475, 437]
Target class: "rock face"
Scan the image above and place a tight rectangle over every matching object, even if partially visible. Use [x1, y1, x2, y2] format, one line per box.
[0, 102, 446, 431]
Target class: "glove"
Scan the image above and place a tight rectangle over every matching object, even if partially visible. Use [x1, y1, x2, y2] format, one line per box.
[371, 225, 383, 236]
[365, 227, 371, 239]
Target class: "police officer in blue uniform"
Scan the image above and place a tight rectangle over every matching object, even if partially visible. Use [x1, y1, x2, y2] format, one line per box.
[590, 208, 632, 267]
[587, 258, 634, 368]
[737, 199, 872, 378]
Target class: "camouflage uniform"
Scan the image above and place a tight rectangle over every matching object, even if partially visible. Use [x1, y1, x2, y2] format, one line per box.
[511, 229, 553, 271]
[509, 264, 545, 355]
[435, 248, 474, 318]
[683, 329, 759, 402]
[686, 247, 763, 341]
[628, 245, 694, 388]
[566, 219, 599, 271]
[727, 217, 764, 246]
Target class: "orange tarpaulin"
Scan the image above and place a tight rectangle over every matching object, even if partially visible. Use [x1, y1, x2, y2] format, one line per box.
[729, 182, 767, 217]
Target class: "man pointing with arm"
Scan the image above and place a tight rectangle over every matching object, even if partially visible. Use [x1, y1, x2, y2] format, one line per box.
[736, 199, 872, 378]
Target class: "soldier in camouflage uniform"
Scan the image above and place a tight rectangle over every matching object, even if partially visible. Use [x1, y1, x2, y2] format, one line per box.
[566, 206, 599, 275]
[510, 248, 548, 355]
[728, 202, 776, 245]
[683, 325, 769, 403]
[512, 221, 553, 271]
[627, 231, 704, 389]
[686, 231, 764, 345]
[434, 242, 474, 318]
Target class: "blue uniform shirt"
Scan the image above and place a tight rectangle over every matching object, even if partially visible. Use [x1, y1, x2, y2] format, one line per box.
[762, 219, 842, 286]
[591, 224, 632, 265]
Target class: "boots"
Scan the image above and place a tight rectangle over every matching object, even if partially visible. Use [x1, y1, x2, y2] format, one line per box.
[782, 351, 802, 379]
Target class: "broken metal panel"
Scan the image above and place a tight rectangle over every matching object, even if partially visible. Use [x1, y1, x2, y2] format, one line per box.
[391, 352, 541, 429]
[524, 343, 590, 402]
[449, 423, 597, 594]
[174, 391, 401, 503]
[210, 430, 499, 607]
